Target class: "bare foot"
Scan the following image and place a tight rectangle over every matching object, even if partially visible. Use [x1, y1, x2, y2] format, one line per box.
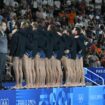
[24, 85, 30, 89]
[12, 85, 20, 89]
[63, 83, 72, 87]
[29, 84, 34, 88]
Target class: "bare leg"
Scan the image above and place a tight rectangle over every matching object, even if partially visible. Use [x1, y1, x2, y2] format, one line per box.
[19, 58, 23, 88]
[12, 57, 20, 89]
[61, 56, 73, 86]
[48, 58, 54, 86]
[45, 58, 52, 87]
[39, 58, 46, 87]
[61, 56, 68, 85]
[69, 59, 74, 84]
[22, 55, 30, 88]
[34, 54, 40, 87]
[28, 58, 33, 88]
[75, 57, 82, 84]
[50, 56, 57, 86]
[80, 57, 85, 85]
[71, 59, 77, 85]
[46, 59, 52, 87]
[31, 59, 36, 88]
[68, 58, 75, 85]
[45, 58, 49, 86]
[56, 59, 63, 86]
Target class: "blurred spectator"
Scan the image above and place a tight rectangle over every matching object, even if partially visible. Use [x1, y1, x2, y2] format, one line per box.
[87, 52, 101, 67]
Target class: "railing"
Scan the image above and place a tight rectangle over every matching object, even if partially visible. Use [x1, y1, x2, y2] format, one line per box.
[84, 68, 105, 85]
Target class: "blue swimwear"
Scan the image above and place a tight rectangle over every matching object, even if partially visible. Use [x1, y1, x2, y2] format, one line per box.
[39, 51, 46, 59]
[25, 50, 33, 58]
[77, 54, 82, 59]
[53, 52, 57, 58]
[66, 53, 71, 59]
[53, 51, 60, 58]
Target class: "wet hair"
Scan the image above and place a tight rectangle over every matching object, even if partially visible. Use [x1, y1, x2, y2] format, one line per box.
[31, 22, 38, 29]
[15, 21, 21, 29]
[48, 24, 56, 32]
[75, 27, 81, 34]
[21, 21, 30, 28]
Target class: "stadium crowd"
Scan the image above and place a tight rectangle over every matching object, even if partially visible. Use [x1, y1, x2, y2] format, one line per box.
[0, 0, 105, 89]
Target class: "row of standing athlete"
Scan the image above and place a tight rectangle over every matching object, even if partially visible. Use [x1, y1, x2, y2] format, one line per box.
[10, 21, 89, 89]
